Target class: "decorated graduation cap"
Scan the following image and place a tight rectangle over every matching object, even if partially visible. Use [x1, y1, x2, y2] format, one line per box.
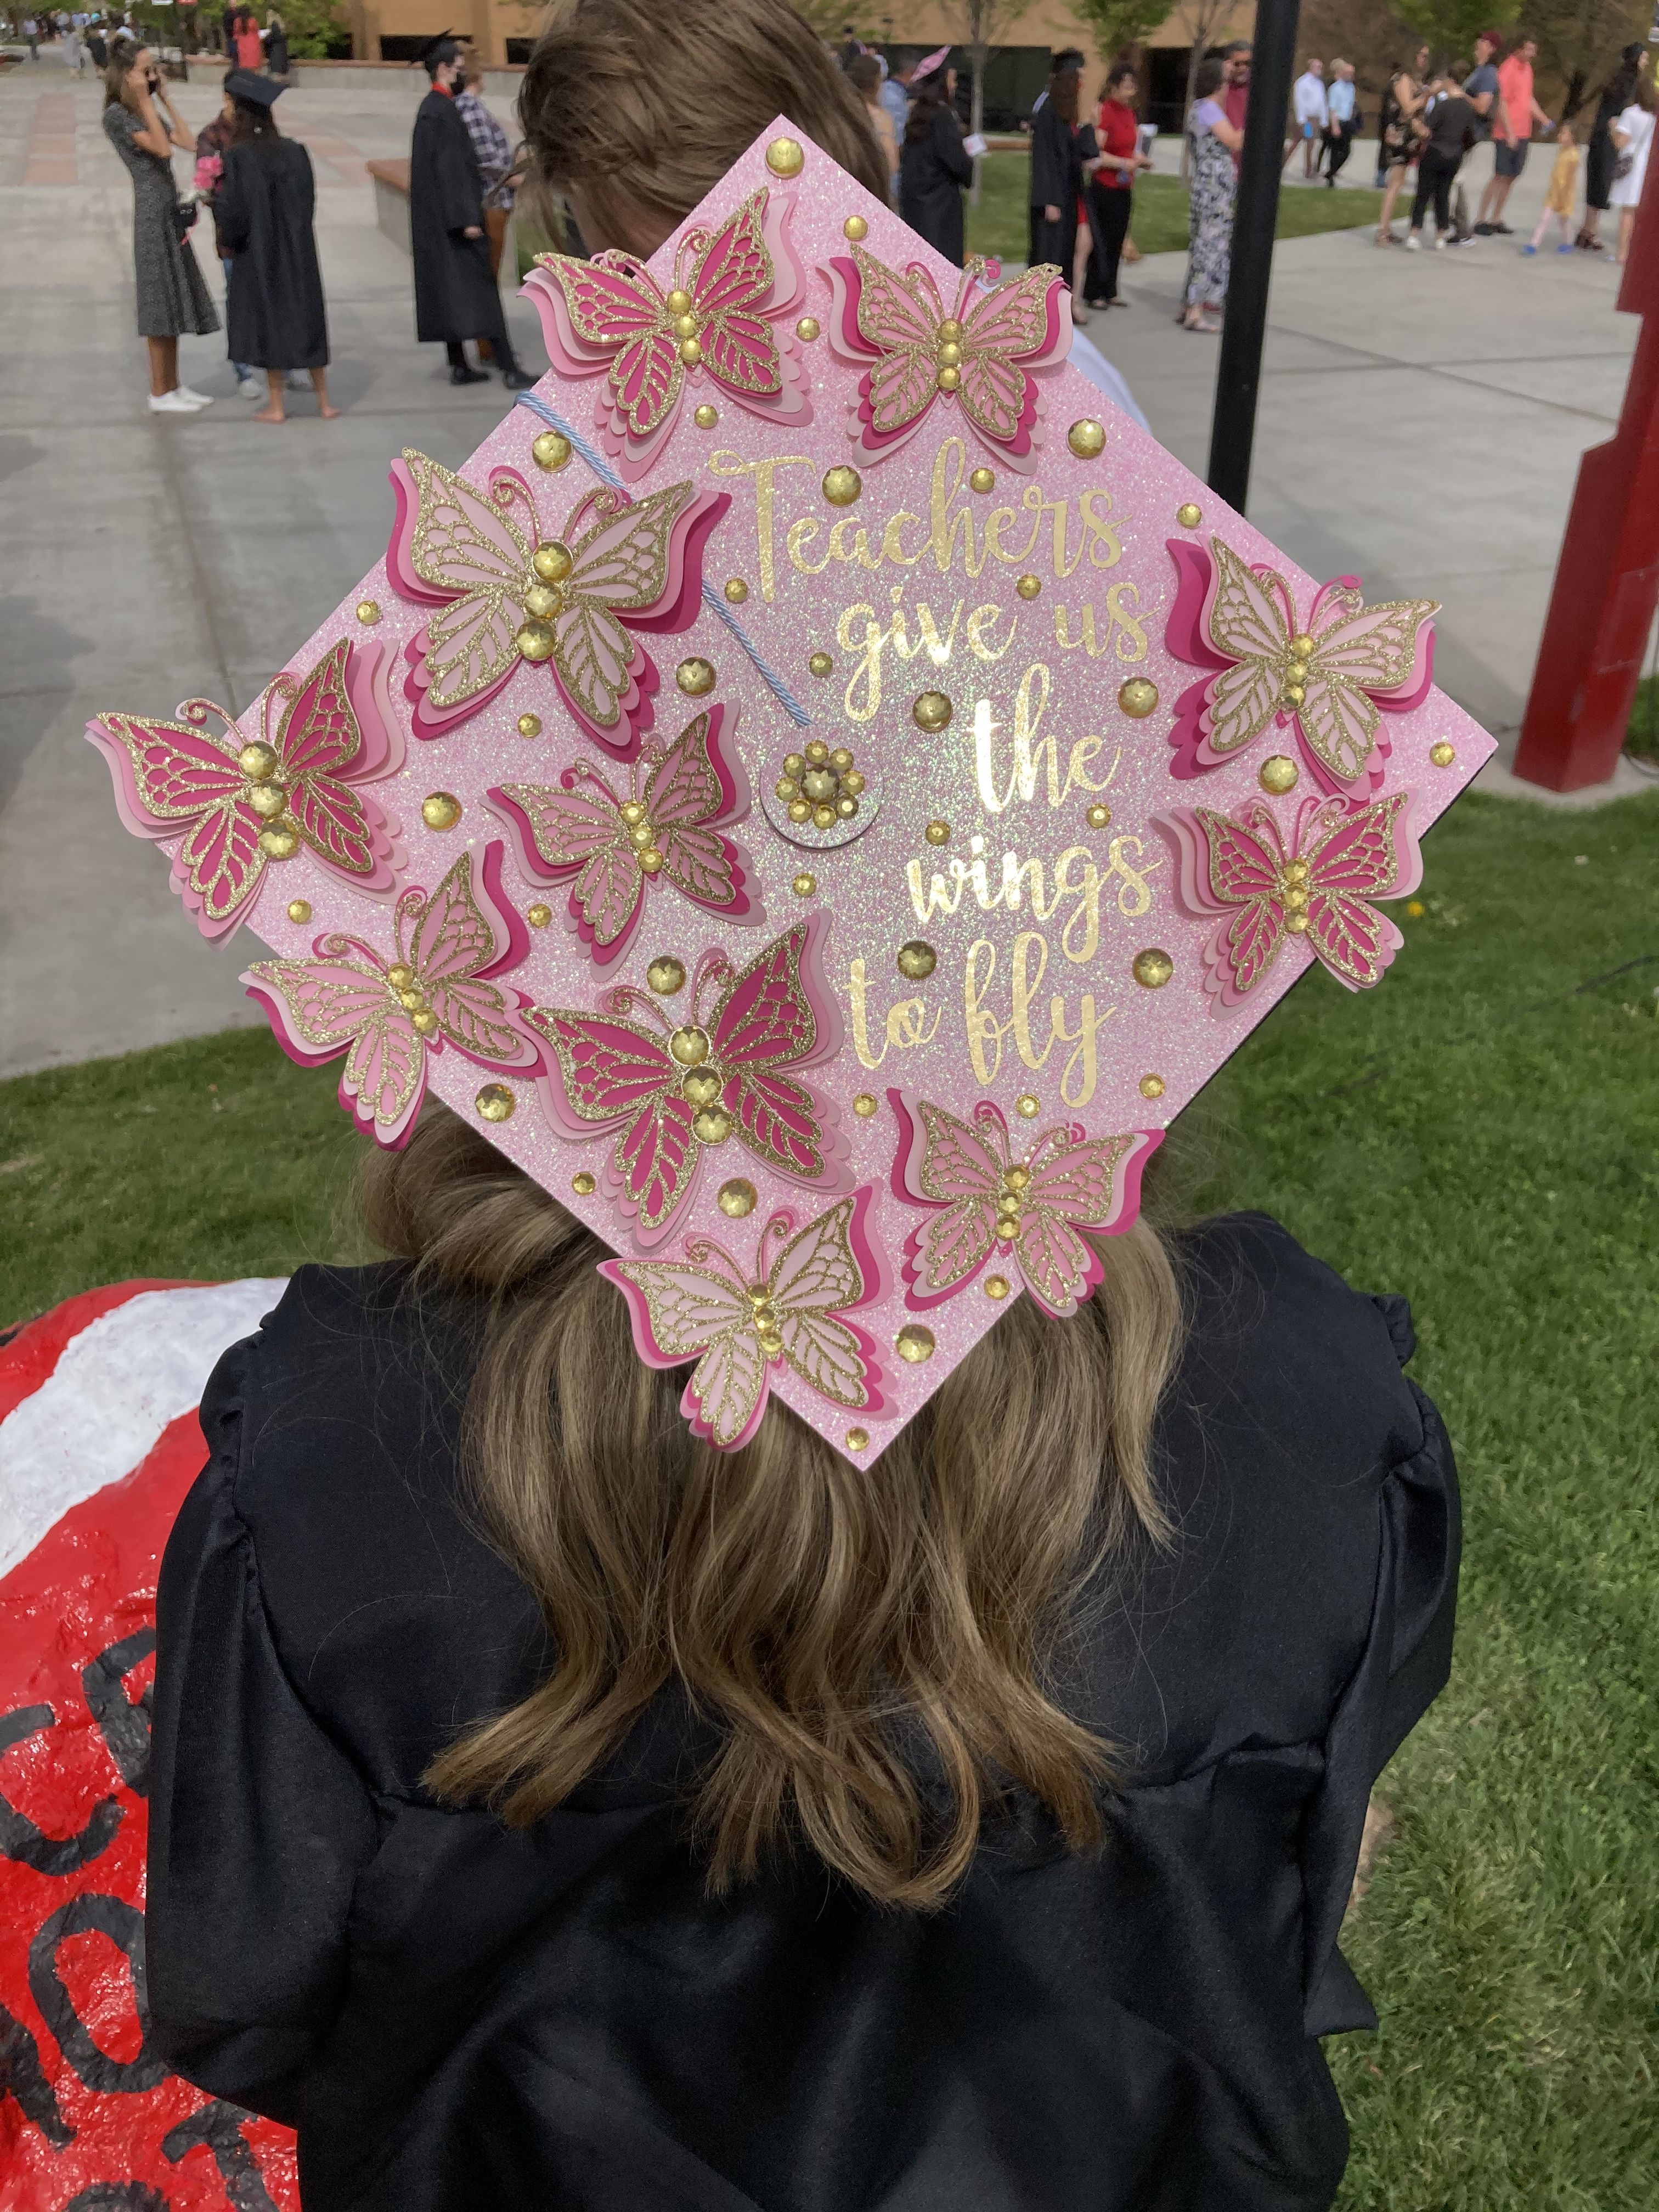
[87, 121, 1494, 1462]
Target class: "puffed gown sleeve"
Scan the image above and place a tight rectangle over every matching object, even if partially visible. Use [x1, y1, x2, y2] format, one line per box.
[146, 1338, 379, 2126]
[1301, 1293, 1461, 2035]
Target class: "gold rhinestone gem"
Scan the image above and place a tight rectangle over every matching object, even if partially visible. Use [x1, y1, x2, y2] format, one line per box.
[248, 782, 286, 820]
[286, 899, 312, 924]
[532, 541, 574, 583]
[515, 618, 556, 662]
[1139, 1073, 1166, 1099]
[1176, 501, 1201, 528]
[522, 583, 563, 620]
[527, 902, 552, 928]
[792, 872, 816, 898]
[896, 940, 936, 981]
[1086, 803, 1111, 830]
[693, 403, 719, 428]
[924, 820, 950, 847]
[1286, 911, 1311, 935]
[668, 1024, 709, 1066]
[571, 1170, 596, 1195]
[795, 316, 822, 343]
[637, 848, 664, 874]
[843, 213, 868, 240]
[1118, 678, 1159, 718]
[912, 691, 952, 732]
[355, 600, 381, 625]
[935, 365, 961, 392]
[475, 1083, 515, 1124]
[1132, 947, 1174, 989]
[517, 713, 542, 738]
[238, 740, 278, 781]
[845, 1426, 870, 1451]
[1259, 755, 1300, 794]
[531, 430, 572, 472]
[717, 1177, 758, 1218]
[822, 464, 862, 507]
[765, 135, 805, 176]
[1430, 740, 1456, 767]
[1015, 1093, 1040, 1118]
[665, 287, 693, 316]
[681, 1069, 722, 1107]
[854, 1092, 878, 1117]
[1068, 417, 1107, 458]
[968, 465, 995, 494]
[675, 656, 716, 696]
[809, 650, 833, 677]
[895, 1323, 935, 1364]
[421, 791, 461, 830]
[984, 1274, 1011, 1299]
[410, 1006, 439, 1035]
[724, 578, 749, 603]
[692, 1103, 733, 1144]
[788, 800, 811, 822]
[646, 956, 686, 995]
[1015, 573, 1041, 600]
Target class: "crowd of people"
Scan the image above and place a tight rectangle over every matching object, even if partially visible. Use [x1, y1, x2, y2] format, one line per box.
[1374, 33, 1652, 261]
[16, 7, 287, 73]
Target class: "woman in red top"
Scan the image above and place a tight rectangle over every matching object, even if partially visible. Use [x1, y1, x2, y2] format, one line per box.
[1084, 61, 1151, 308]
[232, 8, 264, 69]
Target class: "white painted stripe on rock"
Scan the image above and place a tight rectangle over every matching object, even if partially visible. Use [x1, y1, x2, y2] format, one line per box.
[0, 1279, 289, 1578]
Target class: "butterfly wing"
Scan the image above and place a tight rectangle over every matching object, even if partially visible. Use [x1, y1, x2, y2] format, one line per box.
[710, 923, 838, 1183]
[528, 253, 682, 455]
[243, 956, 427, 1146]
[1016, 1135, 1139, 1317]
[891, 1096, 1002, 1303]
[957, 266, 1067, 462]
[388, 452, 531, 728]
[272, 641, 385, 884]
[771, 1198, 876, 1415]
[490, 777, 644, 963]
[1297, 591, 1438, 789]
[1300, 791, 1420, 990]
[692, 191, 785, 401]
[405, 850, 534, 1068]
[528, 1007, 697, 1241]
[840, 250, 944, 451]
[601, 1250, 767, 1450]
[1156, 804, 1286, 1007]
[87, 711, 265, 940]
[1196, 540, 1294, 764]
[644, 709, 752, 921]
[549, 482, 704, 752]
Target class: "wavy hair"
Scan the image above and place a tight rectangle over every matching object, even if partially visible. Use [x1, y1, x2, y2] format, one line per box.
[358, 1105, 1184, 1910]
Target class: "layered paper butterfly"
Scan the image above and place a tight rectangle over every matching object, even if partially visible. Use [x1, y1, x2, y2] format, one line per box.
[387, 450, 726, 749]
[87, 639, 404, 941]
[1156, 789, 1424, 1008]
[600, 1191, 884, 1452]
[243, 844, 539, 1146]
[529, 917, 845, 1244]
[822, 246, 1069, 471]
[890, 1095, 1159, 1319]
[527, 186, 810, 481]
[489, 703, 759, 969]
[1166, 535, 1438, 795]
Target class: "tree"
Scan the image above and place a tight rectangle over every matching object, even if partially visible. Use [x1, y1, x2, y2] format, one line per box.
[1391, 0, 1520, 65]
[1517, 0, 1651, 119]
[940, 0, 1034, 149]
[1065, 0, 1166, 69]
[786, 0, 888, 44]
[1170, 0, 1238, 177]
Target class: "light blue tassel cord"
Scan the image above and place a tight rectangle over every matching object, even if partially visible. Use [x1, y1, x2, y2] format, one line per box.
[515, 392, 811, 729]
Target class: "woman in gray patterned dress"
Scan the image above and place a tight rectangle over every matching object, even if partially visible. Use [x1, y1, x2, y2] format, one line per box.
[1181, 58, 1243, 334]
[103, 41, 221, 414]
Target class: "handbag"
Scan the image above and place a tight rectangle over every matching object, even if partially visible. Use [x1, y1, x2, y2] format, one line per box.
[172, 197, 199, 241]
[1613, 150, 1634, 182]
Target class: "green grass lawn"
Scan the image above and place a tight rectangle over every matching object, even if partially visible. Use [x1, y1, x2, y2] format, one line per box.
[3, 789, 1656, 2205]
[966, 151, 1384, 266]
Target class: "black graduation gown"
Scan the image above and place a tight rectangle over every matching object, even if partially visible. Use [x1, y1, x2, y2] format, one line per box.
[410, 85, 507, 345]
[900, 105, 972, 264]
[1029, 101, 1081, 275]
[145, 1214, 1460, 2212]
[218, 137, 328, 370]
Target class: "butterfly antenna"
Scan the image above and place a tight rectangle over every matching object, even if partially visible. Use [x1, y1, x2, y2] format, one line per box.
[601, 984, 670, 1031]
[757, 1210, 800, 1285]
[679, 1233, 748, 1288]
[691, 947, 735, 1022]
[173, 696, 241, 744]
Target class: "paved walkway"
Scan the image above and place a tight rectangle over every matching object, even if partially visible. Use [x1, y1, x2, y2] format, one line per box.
[0, 63, 1649, 1075]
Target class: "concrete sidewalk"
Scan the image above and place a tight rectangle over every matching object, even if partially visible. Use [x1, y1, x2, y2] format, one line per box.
[0, 69, 1647, 1076]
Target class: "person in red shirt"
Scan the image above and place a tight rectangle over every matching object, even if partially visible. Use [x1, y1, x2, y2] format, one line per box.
[1084, 60, 1152, 308]
[1475, 36, 1553, 234]
[232, 7, 263, 70]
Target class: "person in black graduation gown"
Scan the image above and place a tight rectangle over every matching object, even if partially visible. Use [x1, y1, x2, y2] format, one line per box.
[899, 60, 972, 264]
[215, 72, 336, 422]
[410, 32, 536, 387]
[1030, 65, 1087, 290]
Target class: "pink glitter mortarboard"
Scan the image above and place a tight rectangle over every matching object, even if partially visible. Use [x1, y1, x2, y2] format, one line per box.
[87, 122, 1493, 1463]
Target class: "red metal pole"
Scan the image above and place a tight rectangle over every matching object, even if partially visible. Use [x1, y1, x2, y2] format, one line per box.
[1512, 144, 1659, 792]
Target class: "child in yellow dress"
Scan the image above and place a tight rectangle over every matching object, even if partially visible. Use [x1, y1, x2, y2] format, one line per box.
[1525, 124, 1579, 253]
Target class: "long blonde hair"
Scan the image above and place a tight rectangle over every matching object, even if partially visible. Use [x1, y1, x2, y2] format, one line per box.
[359, 1105, 1184, 1910]
[516, 0, 892, 255]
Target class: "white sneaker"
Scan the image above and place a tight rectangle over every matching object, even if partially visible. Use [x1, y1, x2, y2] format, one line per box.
[1403, 234, 1421, 252]
[174, 385, 215, 408]
[148, 388, 202, 414]
[1433, 235, 1447, 250]
[236, 373, 263, 401]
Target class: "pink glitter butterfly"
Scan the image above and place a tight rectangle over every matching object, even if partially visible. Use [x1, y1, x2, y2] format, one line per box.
[890, 1096, 1159, 1319]
[87, 639, 404, 942]
[822, 246, 1069, 471]
[527, 186, 809, 481]
[1156, 790, 1424, 1009]
[488, 702, 759, 968]
[600, 1190, 885, 1452]
[1166, 536, 1438, 795]
[529, 918, 845, 1245]
[242, 843, 539, 1147]
[387, 450, 725, 752]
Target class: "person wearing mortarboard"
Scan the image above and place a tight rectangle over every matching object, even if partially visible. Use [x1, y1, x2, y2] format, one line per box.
[410, 31, 537, 388]
[215, 70, 338, 421]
